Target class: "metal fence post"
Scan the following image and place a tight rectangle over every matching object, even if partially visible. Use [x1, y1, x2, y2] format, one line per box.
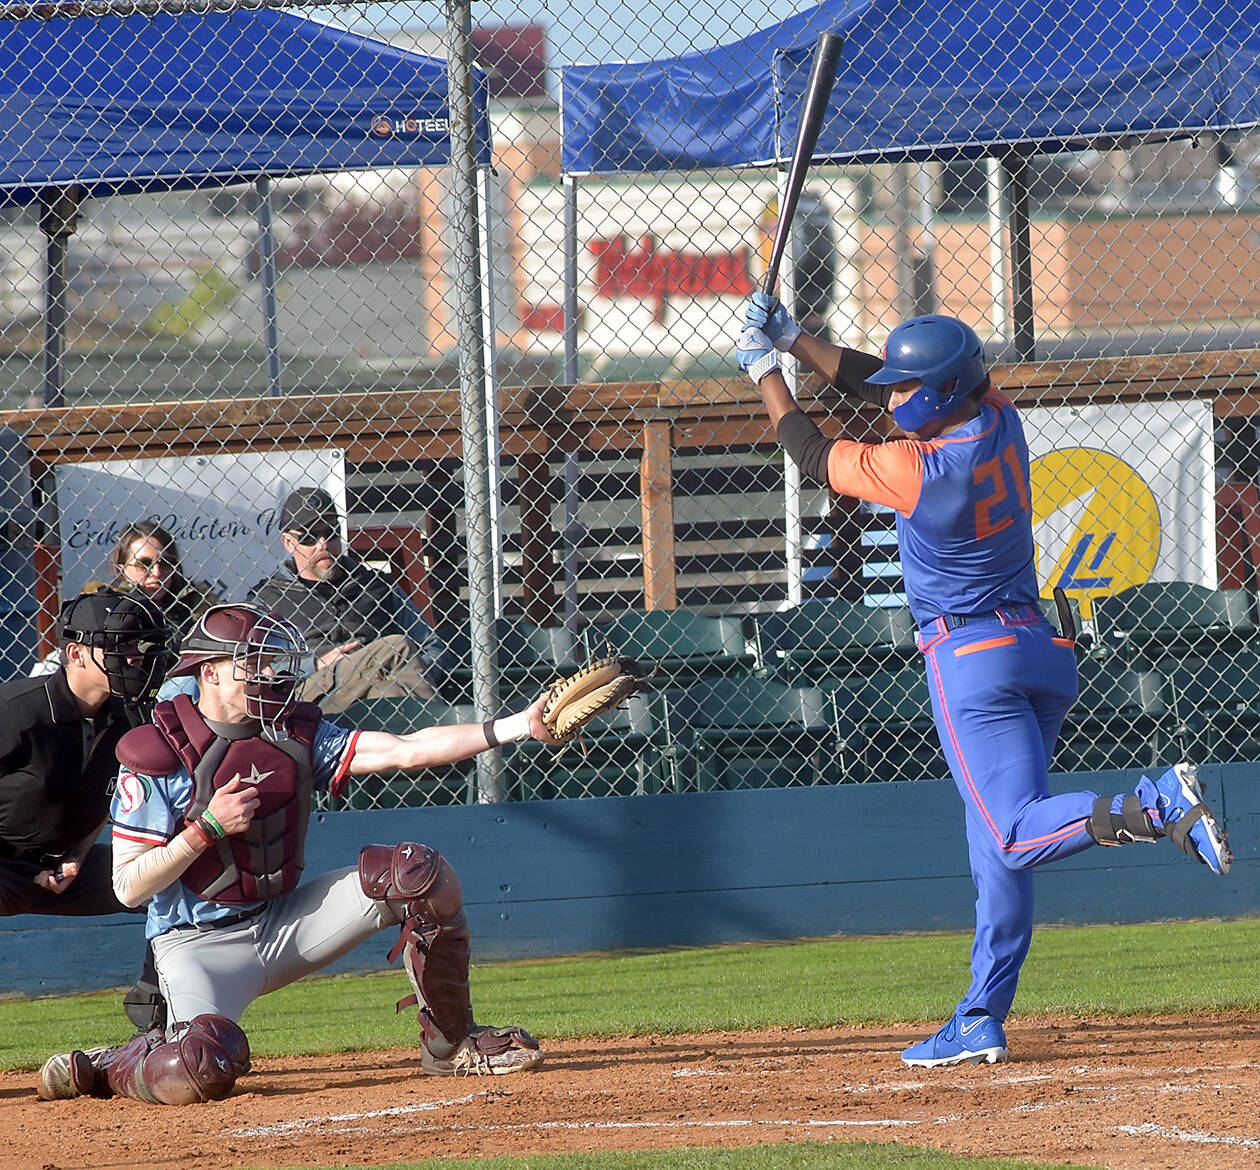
[446, 0, 503, 802]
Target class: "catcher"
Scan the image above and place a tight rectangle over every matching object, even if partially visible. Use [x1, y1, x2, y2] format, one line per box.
[37, 606, 641, 1105]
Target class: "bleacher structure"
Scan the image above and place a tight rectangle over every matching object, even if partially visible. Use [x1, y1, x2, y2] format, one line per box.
[10, 378, 1260, 808]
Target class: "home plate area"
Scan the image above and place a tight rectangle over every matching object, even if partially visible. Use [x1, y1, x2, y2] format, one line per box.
[5, 1015, 1258, 1170]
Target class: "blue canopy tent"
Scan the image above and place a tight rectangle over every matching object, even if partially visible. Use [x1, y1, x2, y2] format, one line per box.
[561, 0, 1260, 356]
[0, 7, 492, 402]
[0, 6, 516, 805]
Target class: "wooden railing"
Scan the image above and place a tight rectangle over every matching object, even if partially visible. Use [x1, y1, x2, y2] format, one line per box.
[3, 348, 1259, 624]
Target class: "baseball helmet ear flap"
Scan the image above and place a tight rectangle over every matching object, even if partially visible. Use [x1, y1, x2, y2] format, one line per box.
[865, 315, 989, 433]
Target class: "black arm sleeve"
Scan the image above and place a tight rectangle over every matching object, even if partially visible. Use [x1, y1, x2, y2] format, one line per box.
[776, 409, 834, 485]
[833, 347, 889, 406]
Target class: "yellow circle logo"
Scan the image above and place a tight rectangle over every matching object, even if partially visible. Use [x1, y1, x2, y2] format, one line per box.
[1030, 448, 1162, 619]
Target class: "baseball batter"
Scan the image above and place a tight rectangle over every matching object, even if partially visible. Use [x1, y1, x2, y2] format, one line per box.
[738, 299, 1232, 1066]
[38, 603, 555, 1104]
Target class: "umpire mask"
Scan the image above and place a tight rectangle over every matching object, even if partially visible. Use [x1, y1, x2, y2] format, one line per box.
[58, 588, 177, 726]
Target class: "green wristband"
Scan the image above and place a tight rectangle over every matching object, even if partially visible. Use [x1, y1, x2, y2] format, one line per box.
[199, 810, 227, 839]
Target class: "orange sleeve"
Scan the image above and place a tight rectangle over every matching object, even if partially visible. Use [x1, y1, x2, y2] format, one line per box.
[826, 438, 924, 515]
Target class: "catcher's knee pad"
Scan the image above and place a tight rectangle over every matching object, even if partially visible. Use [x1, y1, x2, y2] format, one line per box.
[360, 842, 474, 1053]
[1088, 794, 1160, 846]
[107, 1014, 251, 1105]
[359, 841, 464, 926]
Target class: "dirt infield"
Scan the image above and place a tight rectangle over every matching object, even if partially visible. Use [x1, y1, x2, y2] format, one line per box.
[4, 1013, 1257, 1170]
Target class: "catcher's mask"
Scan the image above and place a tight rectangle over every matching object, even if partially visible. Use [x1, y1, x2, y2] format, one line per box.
[58, 587, 176, 726]
[171, 604, 310, 735]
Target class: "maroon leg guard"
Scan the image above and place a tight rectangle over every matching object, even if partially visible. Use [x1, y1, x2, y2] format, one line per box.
[360, 842, 474, 1057]
[104, 1015, 251, 1105]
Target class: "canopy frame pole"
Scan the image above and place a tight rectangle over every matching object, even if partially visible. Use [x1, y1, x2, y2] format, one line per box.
[1004, 154, 1036, 361]
[255, 176, 283, 398]
[39, 186, 81, 409]
[985, 157, 1010, 343]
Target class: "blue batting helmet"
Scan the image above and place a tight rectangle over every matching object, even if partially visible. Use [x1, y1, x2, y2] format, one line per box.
[865, 315, 988, 433]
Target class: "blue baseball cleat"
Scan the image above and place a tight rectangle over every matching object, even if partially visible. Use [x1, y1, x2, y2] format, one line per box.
[1153, 763, 1233, 876]
[901, 1012, 1008, 1067]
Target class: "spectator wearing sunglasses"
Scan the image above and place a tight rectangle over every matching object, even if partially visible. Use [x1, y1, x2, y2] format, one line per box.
[31, 523, 218, 680]
[107, 521, 220, 640]
[248, 487, 453, 714]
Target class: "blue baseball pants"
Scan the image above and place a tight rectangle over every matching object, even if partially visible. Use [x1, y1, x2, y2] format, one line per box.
[918, 604, 1098, 1020]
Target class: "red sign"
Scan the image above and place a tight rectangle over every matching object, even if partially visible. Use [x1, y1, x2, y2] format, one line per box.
[589, 234, 753, 323]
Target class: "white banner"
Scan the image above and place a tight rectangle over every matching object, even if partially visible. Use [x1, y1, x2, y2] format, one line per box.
[55, 450, 346, 603]
[1023, 399, 1215, 618]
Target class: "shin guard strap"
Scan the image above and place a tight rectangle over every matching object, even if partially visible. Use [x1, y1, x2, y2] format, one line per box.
[1166, 805, 1208, 858]
[1088, 794, 1160, 846]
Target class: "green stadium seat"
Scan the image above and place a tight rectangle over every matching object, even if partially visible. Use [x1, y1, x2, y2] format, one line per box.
[753, 600, 918, 682]
[1053, 657, 1173, 775]
[333, 696, 478, 809]
[1166, 651, 1260, 765]
[508, 693, 664, 800]
[1092, 582, 1256, 668]
[440, 619, 580, 704]
[826, 666, 944, 783]
[585, 608, 755, 689]
[657, 677, 847, 792]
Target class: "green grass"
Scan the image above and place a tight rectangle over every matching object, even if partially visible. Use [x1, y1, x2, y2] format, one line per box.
[260, 1143, 1091, 1170]
[3, 917, 1256, 1071]
[14, 923, 1229, 1170]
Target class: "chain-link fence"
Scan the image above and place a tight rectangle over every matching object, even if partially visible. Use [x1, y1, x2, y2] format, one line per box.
[1, 1, 1259, 807]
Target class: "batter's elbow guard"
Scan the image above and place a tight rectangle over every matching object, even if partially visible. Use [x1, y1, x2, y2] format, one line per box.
[107, 1015, 251, 1105]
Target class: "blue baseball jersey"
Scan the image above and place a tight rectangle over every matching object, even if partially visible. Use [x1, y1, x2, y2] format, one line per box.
[111, 719, 357, 938]
[825, 391, 1038, 625]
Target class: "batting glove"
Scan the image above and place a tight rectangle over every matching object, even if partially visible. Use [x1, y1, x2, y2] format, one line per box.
[743, 291, 801, 352]
[736, 325, 780, 384]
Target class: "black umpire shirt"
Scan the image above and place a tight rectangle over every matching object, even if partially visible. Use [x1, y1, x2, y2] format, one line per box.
[0, 670, 127, 865]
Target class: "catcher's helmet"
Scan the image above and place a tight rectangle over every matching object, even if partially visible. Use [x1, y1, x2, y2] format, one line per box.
[171, 604, 310, 735]
[58, 587, 176, 719]
[865, 315, 988, 433]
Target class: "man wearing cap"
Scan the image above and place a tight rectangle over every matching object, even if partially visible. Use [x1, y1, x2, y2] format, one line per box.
[0, 587, 176, 1031]
[250, 486, 452, 714]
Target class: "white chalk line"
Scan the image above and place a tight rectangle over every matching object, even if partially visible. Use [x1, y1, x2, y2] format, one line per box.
[231, 1064, 1256, 1146]
[232, 1091, 490, 1137]
[323, 1117, 926, 1140]
[1118, 1122, 1260, 1150]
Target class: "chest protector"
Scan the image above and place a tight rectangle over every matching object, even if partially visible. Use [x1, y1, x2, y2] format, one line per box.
[119, 694, 321, 904]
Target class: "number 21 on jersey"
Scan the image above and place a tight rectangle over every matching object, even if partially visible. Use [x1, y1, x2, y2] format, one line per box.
[973, 443, 1030, 540]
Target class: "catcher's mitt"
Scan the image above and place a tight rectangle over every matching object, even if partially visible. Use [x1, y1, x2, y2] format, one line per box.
[541, 655, 648, 742]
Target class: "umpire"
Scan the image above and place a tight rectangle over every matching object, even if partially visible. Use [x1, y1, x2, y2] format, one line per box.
[0, 587, 176, 1030]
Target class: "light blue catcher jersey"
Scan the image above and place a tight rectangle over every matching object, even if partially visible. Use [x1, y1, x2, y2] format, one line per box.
[111, 719, 356, 939]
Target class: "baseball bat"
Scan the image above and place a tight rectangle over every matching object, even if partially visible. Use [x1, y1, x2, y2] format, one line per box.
[761, 31, 844, 299]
